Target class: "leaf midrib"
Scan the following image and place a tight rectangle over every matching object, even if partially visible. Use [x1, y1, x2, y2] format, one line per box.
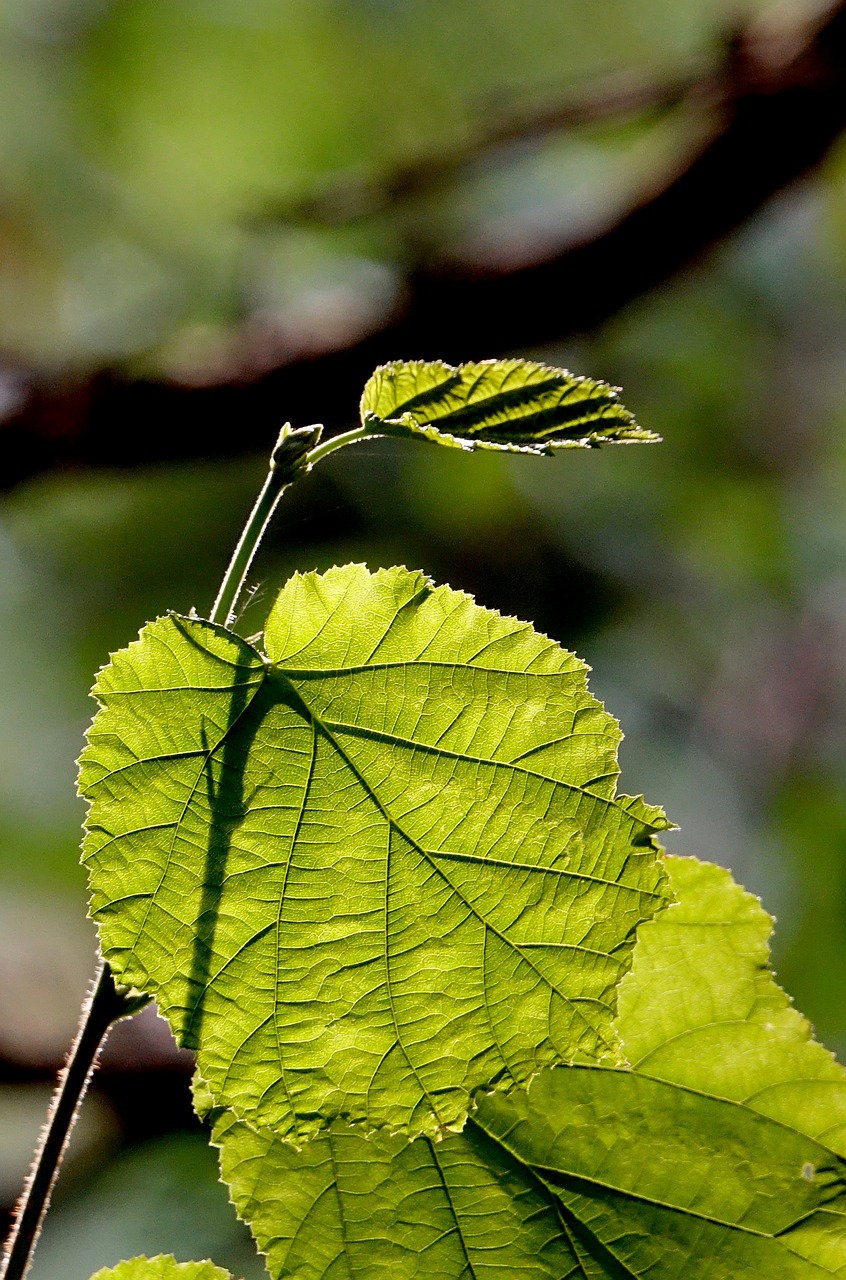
[480, 1129, 817, 1241]
[276, 658, 572, 677]
[307, 711, 641, 824]
[294, 693, 619, 1052]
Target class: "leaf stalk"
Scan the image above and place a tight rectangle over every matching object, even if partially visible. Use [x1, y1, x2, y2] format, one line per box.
[303, 423, 373, 469]
[210, 422, 324, 627]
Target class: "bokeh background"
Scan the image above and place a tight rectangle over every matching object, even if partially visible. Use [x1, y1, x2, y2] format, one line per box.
[4, 0, 846, 1275]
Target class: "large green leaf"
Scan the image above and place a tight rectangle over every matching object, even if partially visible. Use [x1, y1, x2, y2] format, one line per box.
[359, 359, 659, 454]
[80, 563, 669, 1140]
[617, 855, 846, 1152]
[89, 1259, 234, 1280]
[476, 857, 846, 1276]
[211, 1106, 579, 1280]
[476, 1064, 846, 1278]
[211, 856, 846, 1279]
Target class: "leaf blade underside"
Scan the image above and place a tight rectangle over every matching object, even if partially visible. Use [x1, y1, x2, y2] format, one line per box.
[80, 563, 669, 1141]
[212, 856, 846, 1279]
[212, 1105, 580, 1280]
[359, 359, 659, 454]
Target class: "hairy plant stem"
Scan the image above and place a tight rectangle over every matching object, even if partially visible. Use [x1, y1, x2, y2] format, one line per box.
[1, 419, 335, 1280]
[0, 966, 137, 1280]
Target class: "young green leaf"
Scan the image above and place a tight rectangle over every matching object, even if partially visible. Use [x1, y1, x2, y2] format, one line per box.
[89, 1258, 235, 1280]
[210, 855, 846, 1279]
[80, 563, 669, 1141]
[359, 358, 659, 453]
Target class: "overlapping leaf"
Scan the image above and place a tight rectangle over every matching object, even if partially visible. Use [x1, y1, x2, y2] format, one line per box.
[80, 563, 669, 1141]
[477, 1063, 846, 1278]
[212, 1106, 576, 1280]
[211, 856, 846, 1279]
[359, 359, 659, 454]
[617, 855, 846, 1151]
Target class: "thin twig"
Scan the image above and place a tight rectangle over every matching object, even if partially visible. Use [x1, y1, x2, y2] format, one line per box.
[0, 965, 133, 1280]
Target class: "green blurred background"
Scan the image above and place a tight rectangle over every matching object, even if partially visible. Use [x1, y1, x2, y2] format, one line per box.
[4, 0, 846, 1274]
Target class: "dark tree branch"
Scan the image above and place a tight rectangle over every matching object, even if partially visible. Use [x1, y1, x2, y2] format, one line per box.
[257, 64, 703, 228]
[3, 0, 846, 488]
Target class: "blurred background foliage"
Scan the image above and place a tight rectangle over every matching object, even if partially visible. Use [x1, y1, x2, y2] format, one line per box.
[4, 0, 846, 1275]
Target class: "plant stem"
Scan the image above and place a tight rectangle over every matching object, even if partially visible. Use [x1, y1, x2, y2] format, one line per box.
[305, 423, 372, 468]
[210, 421, 327, 627]
[210, 462, 288, 628]
[0, 965, 134, 1280]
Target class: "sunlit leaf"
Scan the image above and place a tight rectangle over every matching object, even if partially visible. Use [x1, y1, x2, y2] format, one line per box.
[476, 1061, 846, 1278]
[89, 1258, 234, 1280]
[211, 855, 846, 1278]
[359, 358, 659, 454]
[617, 854, 846, 1152]
[211, 1105, 579, 1280]
[80, 563, 669, 1141]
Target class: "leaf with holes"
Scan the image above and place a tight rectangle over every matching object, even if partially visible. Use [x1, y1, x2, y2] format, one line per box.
[209, 855, 846, 1280]
[359, 358, 659, 454]
[80, 562, 669, 1141]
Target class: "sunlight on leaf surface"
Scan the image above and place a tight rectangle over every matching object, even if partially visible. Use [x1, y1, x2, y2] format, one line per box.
[80, 563, 669, 1140]
[89, 1258, 235, 1280]
[360, 359, 659, 454]
[211, 856, 846, 1279]
[618, 855, 846, 1150]
[212, 1103, 574, 1280]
